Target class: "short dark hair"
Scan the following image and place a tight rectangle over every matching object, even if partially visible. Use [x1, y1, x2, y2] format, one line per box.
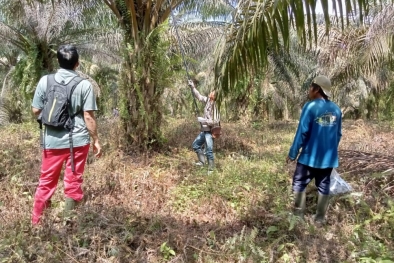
[311, 83, 328, 100]
[57, 45, 79, 70]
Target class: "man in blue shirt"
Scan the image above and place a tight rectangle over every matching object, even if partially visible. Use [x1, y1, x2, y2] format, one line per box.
[287, 75, 342, 225]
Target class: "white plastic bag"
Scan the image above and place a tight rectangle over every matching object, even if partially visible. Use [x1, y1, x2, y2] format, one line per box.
[329, 168, 353, 195]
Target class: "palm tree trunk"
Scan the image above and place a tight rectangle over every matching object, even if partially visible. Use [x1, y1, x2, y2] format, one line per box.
[283, 98, 289, 120]
[119, 36, 164, 152]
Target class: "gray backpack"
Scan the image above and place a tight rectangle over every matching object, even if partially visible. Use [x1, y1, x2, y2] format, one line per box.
[38, 74, 84, 172]
[39, 74, 84, 129]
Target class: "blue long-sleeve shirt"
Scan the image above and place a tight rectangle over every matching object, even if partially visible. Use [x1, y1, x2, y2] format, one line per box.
[288, 99, 342, 168]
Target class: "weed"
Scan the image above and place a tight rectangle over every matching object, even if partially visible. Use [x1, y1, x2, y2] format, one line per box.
[160, 242, 176, 261]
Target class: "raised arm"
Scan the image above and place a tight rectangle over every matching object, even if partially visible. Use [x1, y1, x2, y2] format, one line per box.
[188, 80, 207, 103]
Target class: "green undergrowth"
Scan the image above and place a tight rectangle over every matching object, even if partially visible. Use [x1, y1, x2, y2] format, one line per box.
[0, 119, 393, 262]
[169, 159, 288, 215]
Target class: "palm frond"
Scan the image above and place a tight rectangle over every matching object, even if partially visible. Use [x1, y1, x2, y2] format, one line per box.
[175, 0, 236, 21]
[315, 4, 394, 92]
[215, 0, 377, 94]
[0, 0, 121, 102]
[1, 66, 15, 98]
[170, 20, 226, 60]
[0, 95, 22, 125]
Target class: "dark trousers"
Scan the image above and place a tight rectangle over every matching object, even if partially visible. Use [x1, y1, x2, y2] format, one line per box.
[292, 163, 332, 195]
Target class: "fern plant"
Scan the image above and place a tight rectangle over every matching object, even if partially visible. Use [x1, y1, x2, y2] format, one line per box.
[222, 226, 268, 262]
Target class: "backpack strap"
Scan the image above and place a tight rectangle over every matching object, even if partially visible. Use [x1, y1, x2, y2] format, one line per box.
[65, 76, 85, 118]
[64, 75, 84, 173]
[40, 74, 57, 149]
[67, 76, 84, 96]
[44, 74, 56, 103]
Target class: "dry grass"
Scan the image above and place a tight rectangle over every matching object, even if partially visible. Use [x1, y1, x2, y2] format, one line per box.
[0, 118, 393, 262]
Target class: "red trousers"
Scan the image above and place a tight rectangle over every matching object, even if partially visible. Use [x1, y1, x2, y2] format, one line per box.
[32, 144, 90, 225]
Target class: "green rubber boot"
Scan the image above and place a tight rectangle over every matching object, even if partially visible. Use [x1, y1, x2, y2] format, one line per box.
[314, 194, 330, 226]
[208, 159, 215, 173]
[65, 198, 76, 211]
[64, 198, 76, 220]
[293, 191, 306, 220]
[196, 151, 206, 166]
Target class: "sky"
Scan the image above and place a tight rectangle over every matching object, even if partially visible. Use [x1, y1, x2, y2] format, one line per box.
[315, 0, 338, 15]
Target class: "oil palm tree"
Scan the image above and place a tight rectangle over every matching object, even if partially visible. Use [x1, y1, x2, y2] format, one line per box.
[0, 42, 23, 125]
[66, 0, 235, 152]
[214, 0, 388, 96]
[314, 4, 394, 117]
[319, 4, 394, 85]
[219, 32, 320, 121]
[9, 0, 380, 149]
[0, 0, 118, 122]
[164, 10, 233, 118]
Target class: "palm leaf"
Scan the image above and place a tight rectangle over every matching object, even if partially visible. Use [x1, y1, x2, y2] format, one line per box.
[215, 0, 380, 94]
[316, 4, 394, 91]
